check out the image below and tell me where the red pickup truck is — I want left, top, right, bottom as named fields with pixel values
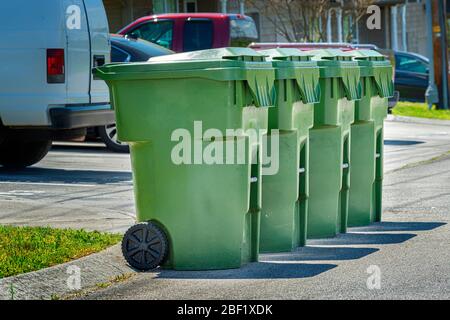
left=118, top=13, right=258, bottom=53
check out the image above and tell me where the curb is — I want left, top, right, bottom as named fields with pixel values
left=387, top=114, right=450, bottom=126
left=0, top=244, right=135, bottom=300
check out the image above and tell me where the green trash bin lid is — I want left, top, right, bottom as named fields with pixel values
left=259, top=48, right=321, bottom=104
left=350, top=49, right=394, bottom=98
left=94, top=47, right=275, bottom=107
left=307, top=49, right=361, bottom=101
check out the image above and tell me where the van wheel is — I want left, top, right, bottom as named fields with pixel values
left=98, top=124, right=129, bottom=153
left=0, top=139, right=52, bottom=169
left=122, top=222, right=169, bottom=271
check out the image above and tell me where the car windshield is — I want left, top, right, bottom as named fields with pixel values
left=230, top=16, right=258, bottom=47
left=396, top=54, right=428, bottom=74
left=111, top=36, right=174, bottom=62
left=128, top=38, right=174, bottom=56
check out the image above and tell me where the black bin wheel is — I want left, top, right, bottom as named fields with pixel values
left=121, top=222, right=168, bottom=271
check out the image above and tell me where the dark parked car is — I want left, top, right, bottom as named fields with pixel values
left=92, top=35, right=173, bottom=152
left=394, top=51, right=429, bottom=102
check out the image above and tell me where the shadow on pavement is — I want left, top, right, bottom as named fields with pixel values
left=261, top=246, right=379, bottom=262
left=0, top=167, right=132, bottom=185
left=51, top=144, right=113, bottom=154
left=308, top=232, right=416, bottom=246
left=384, top=139, right=425, bottom=146
left=350, top=221, right=446, bottom=232
left=156, top=262, right=337, bottom=280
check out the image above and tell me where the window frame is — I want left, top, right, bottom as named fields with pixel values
left=184, top=0, right=198, bottom=13
left=127, top=19, right=175, bottom=50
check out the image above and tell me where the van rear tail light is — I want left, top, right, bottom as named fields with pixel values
left=47, top=49, right=65, bottom=83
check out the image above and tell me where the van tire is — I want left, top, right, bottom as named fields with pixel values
left=0, top=139, right=52, bottom=169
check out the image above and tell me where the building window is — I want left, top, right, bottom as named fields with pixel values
left=184, top=0, right=197, bottom=13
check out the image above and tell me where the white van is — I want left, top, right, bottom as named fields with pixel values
left=0, top=0, right=112, bottom=168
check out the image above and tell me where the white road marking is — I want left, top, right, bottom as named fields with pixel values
left=0, top=181, right=97, bottom=188
left=0, top=190, right=45, bottom=196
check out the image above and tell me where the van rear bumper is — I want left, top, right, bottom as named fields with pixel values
left=49, top=104, right=115, bottom=129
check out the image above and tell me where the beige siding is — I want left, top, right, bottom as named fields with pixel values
left=103, top=0, right=152, bottom=33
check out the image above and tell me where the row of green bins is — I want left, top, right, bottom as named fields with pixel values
left=305, top=49, right=361, bottom=239
left=348, top=49, right=394, bottom=226
left=258, top=49, right=320, bottom=252
left=95, top=48, right=275, bottom=271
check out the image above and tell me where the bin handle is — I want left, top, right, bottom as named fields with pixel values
left=373, top=66, right=395, bottom=98
left=294, top=68, right=321, bottom=104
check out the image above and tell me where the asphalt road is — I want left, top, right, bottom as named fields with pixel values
left=0, top=119, right=449, bottom=299
left=0, top=119, right=449, bottom=233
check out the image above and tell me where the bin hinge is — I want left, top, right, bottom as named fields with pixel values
left=298, top=168, right=306, bottom=174
left=375, top=153, right=381, bottom=159
left=342, top=163, right=349, bottom=169
left=250, top=177, right=258, bottom=183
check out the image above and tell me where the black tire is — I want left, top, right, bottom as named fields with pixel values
left=98, top=124, right=129, bottom=153
left=121, top=222, right=169, bottom=271
left=0, top=138, right=52, bottom=169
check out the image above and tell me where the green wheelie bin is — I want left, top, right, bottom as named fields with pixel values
left=347, top=49, right=394, bottom=226
left=258, top=48, right=320, bottom=252
left=306, top=49, right=361, bottom=239
left=94, top=48, right=275, bottom=271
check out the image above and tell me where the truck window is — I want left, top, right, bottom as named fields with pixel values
left=183, top=19, right=213, bottom=52
left=128, top=20, right=174, bottom=49
left=230, top=16, right=258, bottom=47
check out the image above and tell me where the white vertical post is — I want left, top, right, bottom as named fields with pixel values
left=401, top=3, right=408, bottom=51
left=221, top=0, right=228, bottom=13
left=327, top=9, right=332, bottom=42
left=336, top=8, right=343, bottom=43
left=239, top=0, right=245, bottom=15
left=129, top=0, right=134, bottom=20
left=391, top=5, right=399, bottom=51
left=425, top=0, right=438, bottom=108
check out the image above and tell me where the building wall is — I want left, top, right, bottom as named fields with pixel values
left=404, top=2, right=427, bottom=55
left=103, top=0, right=152, bottom=32
left=102, top=0, right=429, bottom=54
left=358, top=5, right=389, bottom=49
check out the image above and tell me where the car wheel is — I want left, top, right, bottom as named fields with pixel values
left=0, top=138, right=52, bottom=169
left=98, top=123, right=129, bottom=153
